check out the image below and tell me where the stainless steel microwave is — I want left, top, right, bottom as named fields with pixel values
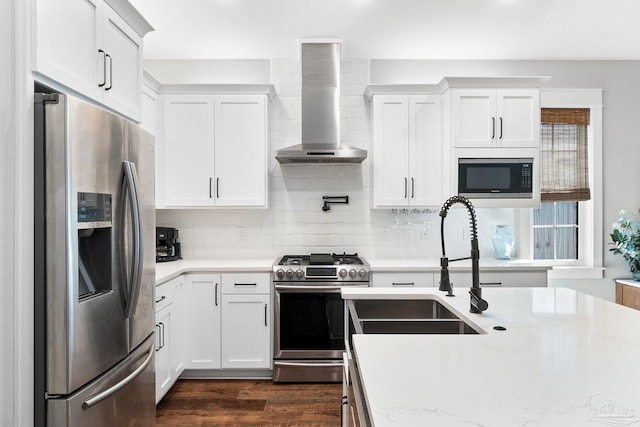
left=458, top=158, right=533, bottom=199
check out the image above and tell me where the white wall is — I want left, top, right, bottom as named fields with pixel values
left=157, top=59, right=640, bottom=301
left=1, top=0, right=16, bottom=425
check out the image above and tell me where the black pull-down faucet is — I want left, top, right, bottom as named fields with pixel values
left=438, top=195, right=489, bottom=314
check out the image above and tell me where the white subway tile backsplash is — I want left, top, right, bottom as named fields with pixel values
left=158, top=58, right=517, bottom=262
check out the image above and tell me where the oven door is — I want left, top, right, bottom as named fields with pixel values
left=274, top=283, right=362, bottom=360
left=273, top=283, right=366, bottom=382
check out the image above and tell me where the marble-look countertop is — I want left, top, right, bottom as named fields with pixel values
left=366, top=258, right=551, bottom=272
left=155, top=258, right=550, bottom=285
left=342, top=287, right=640, bottom=427
left=155, top=259, right=276, bottom=284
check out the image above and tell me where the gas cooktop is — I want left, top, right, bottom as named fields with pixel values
left=273, top=253, right=370, bottom=282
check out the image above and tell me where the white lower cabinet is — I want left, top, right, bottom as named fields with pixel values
left=184, top=272, right=272, bottom=371
left=185, top=274, right=222, bottom=369
left=447, top=270, right=547, bottom=288
left=371, top=272, right=434, bottom=288
left=372, top=269, right=547, bottom=290
left=155, top=275, right=185, bottom=403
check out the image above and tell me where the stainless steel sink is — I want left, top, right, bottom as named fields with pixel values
left=347, top=298, right=484, bottom=335
left=359, top=319, right=479, bottom=334
left=351, top=299, right=459, bottom=320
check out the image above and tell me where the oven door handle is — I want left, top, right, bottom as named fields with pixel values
left=274, top=284, right=348, bottom=291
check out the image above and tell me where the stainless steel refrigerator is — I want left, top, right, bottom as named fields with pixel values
left=34, top=92, right=156, bottom=426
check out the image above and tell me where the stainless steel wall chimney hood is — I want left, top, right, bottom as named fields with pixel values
left=275, top=42, right=367, bottom=164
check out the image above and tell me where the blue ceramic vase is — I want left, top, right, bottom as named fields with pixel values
left=492, top=225, right=514, bottom=260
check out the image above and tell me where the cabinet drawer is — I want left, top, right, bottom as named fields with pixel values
left=371, top=272, right=434, bottom=288
left=221, top=273, right=270, bottom=294
left=448, top=270, right=547, bottom=288
left=155, top=280, right=175, bottom=312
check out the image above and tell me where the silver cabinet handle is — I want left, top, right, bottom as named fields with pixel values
left=215, top=283, right=218, bottom=306
left=235, top=283, right=257, bottom=287
left=481, top=282, right=503, bottom=287
left=155, top=325, right=161, bottom=351
left=155, top=295, right=166, bottom=304
left=216, top=177, right=220, bottom=198
left=105, top=53, right=113, bottom=91
left=392, top=282, right=415, bottom=287
left=404, top=177, right=408, bottom=198
left=209, top=177, right=213, bottom=198
left=491, top=117, right=496, bottom=139
left=83, top=345, right=154, bottom=409
left=264, top=303, right=268, bottom=326
left=499, top=117, right=503, bottom=139
left=98, top=49, right=107, bottom=87
left=411, top=177, right=415, bottom=198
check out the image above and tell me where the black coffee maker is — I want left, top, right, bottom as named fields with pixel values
left=156, top=227, right=182, bottom=262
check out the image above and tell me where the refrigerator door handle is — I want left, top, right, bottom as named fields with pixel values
left=122, top=160, right=144, bottom=318
left=82, top=344, right=154, bottom=409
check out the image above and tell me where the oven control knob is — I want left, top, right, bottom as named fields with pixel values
left=358, top=269, right=367, bottom=277
left=339, top=269, right=348, bottom=278
left=295, top=269, right=304, bottom=278
left=349, top=269, right=357, bottom=278
left=286, top=269, right=294, bottom=278
left=275, top=269, right=285, bottom=278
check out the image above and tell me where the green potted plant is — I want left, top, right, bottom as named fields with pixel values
left=610, top=210, right=640, bottom=280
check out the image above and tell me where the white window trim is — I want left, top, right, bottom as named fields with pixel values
left=517, top=89, right=603, bottom=279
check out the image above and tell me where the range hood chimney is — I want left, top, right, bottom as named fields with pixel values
left=275, top=41, right=367, bottom=164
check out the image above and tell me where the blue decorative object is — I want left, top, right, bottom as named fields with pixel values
left=633, top=271, right=640, bottom=282
left=492, top=225, right=514, bottom=260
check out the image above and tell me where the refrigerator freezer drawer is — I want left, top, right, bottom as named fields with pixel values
left=48, top=335, right=156, bottom=427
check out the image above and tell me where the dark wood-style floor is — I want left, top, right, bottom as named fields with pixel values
left=156, top=379, right=343, bottom=426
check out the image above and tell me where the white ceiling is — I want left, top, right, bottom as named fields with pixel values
left=129, top=0, right=640, bottom=60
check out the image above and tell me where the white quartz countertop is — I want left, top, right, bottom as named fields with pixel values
left=342, top=287, right=640, bottom=427
left=155, top=259, right=276, bottom=284
left=155, top=258, right=550, bottom=285
left=366, top=258, right=551, bottom=272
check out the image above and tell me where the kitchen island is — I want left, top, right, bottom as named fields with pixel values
left=342, top=287, right=640, bottom=427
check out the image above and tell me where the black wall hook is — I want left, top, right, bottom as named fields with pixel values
left=322, top=195, right=349, bottom=212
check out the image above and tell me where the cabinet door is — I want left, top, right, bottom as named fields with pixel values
left=372, top=96, right=410, bottom=207
left=33, top=0, right=103, bottom=101
left=155, top=305, right=172, bottom=403
left=213, top=95, right=268, bottom=207
left=409, top=96, right=443, bottom=206
left=170, top=276, right=186, bottom=378
left=452, top=89, right=497, bottom=148
left=448, top=270, right=547, bottom=288
left=185, top=274, right=221, bottom=369
left=371, top=272, right=434, bottom=288
left=101, top=5, right=143, bottom=121
left=163, top=95, right=216, bottom=207
left=221, top=294, right=271, bottom=369
left=496, top=89, right=540, bottom=148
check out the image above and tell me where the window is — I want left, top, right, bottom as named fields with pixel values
left=520, top=90, right=603, bottom=278
left=533, top=201, right=579, bottom=260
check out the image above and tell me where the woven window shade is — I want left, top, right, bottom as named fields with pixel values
left=540, top=108, right=591, bottom=202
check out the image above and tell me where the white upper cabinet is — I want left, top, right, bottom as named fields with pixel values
left=33, top=0, right=151, bottom=121
left=372, top=95, right=444, bottom=207
left=214, top=96, right=268, bottom=207
left=160, top=94, right=268, bottom=208
left=162, top=95, right=216, bottom=207
left=452, top=89, right=540, bottom=148
left=100, top=6, right=144, bottom=120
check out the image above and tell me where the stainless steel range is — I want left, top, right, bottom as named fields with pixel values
left=272, top=253, right=370, bottom=382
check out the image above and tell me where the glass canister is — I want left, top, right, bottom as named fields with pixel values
left=492, top=225, right=514, bottom=260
